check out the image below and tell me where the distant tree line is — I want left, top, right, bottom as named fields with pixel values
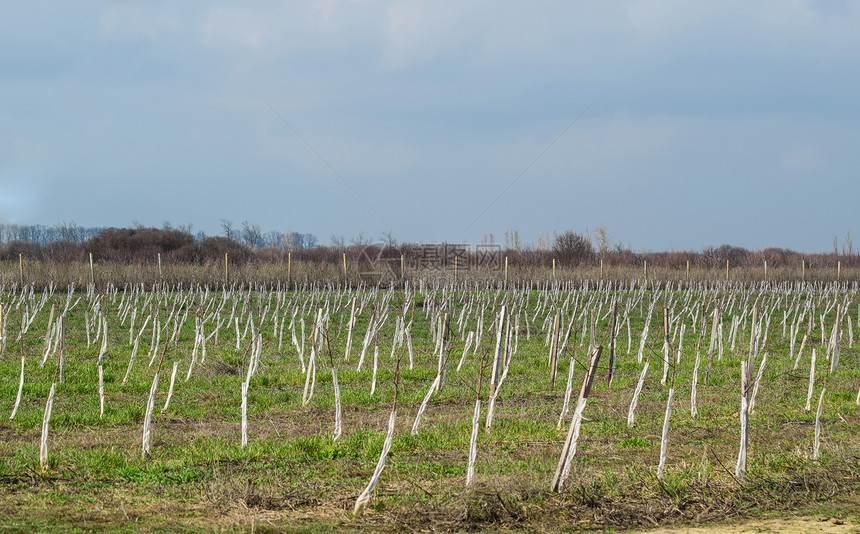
left=1, top=224, right=856, bottom=271
left=545, top=229, right=859, bottom=269
left=0, top=223, right=319, bottom=265
left=0, top=222, right=105, bottom=245
left=441, top=229, right=860, bottom=271
left=216, top=220, right=319, bottom=250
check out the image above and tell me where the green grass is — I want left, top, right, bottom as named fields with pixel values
left=0, top=284, right=859, bottom=532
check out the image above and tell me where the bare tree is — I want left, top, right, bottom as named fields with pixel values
left=504, top=229, right=522, bottom=251
left=56, top=221, right=82, bottom=242
left=381, top=230, right=397, bottom=248
left=220, top=219, right=236, bottom=240
left=282, top=230, right=317, bottom=250
left=241, top=221, right=262, bottom=248
left=351, top=232, right=370, bottom=246
left=554, top=230, right=593, bottom=265
left=281, top=231, right=298, bottom=251
left=267, top=230, right=284, bottom=248
left=331, top=234, right=346, bottom=248
left=594, top=224, right=610, bottom=257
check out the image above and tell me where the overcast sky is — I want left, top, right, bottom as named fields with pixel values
left=2, top=1, right=858, bottom=252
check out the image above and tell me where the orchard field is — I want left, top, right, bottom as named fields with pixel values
left=1, top=278, right=860, bottom=532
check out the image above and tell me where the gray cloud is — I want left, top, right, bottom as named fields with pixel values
left=2, top=2, right=859, bottom=251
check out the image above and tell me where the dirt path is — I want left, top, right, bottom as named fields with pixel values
left=643, top=517, right=857, bottom=533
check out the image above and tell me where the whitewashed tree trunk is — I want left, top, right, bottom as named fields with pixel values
left=553, top=346, right=601, bottom=491
left=627, top=361, right=649, bottom=427
left=332, top=365, right=342, bottom=441
left=98, top=317, right=108, bottom=364
left=691, top=351, right=700, bottom=419
left=162, top=361, right=179, bottom=413
left=142, top=372, right=160, bottom=456
left=407, top=329, right=414, bottom=370
left=554, top=397, right=587, bottom=491
left=656, top=387, right=674, bottom=479
left=411, top=375, right=440, bottom=435
left=354, top=409, right=396, bottom=516
left=241, top=379, right=248, bottom=447
left=735, top=361, right=749, bottom=478
left=98, top=364, right=105, bottom=418
left=805, top=348, right=817, bottom=411
left=10, top=356, right=24, bottom=420
left=302, top=347, right=316, bottom=406
left=557, top=353, right=576, bottom=429
left=456, top=331, right=474, bottom=372
left=370, top=345, right=378, bottom=397
left=40, top=381, right=56, bottom=472
left=344, top=298, right=355, bottom=362
left=436, top=315, right=449, bottom=392
left=813, top=387, right=825, bottom=460
left=794, top=334, right=808, bottom=370
left=748, top=352, right=767, bottom=415
left=466, top=399, right=480, bottom=487
left=185, top=331, right=199, bottom=381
